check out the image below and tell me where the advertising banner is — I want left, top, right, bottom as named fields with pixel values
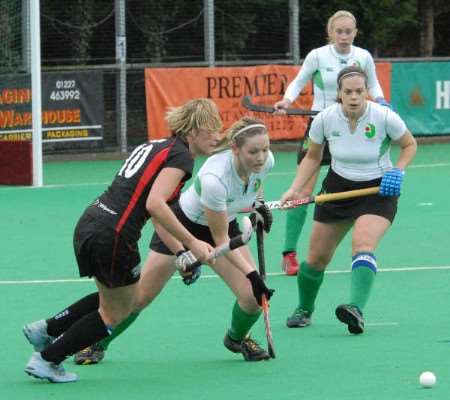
left=145, top=63, right=391, bottom=141
left=0, top=71, right=104, bottom=142
left=146, top=65, right=313, bottom=141
left=392, top=62, right=450, bottom=135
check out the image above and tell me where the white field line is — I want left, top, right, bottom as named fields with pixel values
left=365, top=322, right=399, bottom=327
left=1, top=162, right=449, bottom=191
left=267, top=162, right=450, bottom=176
left=408, top=162, right=450, bottom=169
left=1, top=181, right=112, bottom=190
left=1, top=264, right=449, bottom=285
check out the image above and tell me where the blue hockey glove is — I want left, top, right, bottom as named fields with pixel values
left=380, top=168, right=404, bottom=196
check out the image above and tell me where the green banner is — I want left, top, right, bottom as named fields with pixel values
left=392, top=62, right=450, bottom=135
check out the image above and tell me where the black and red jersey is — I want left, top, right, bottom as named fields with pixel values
left=84, top=136, right=193, bottom=241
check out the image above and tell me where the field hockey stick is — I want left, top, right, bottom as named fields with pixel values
left=185, top=216, right=253, bottom=272
left=255, top=221, right=276, bottom=359
left=241, top=95, right=318, bottom=116
left=241, top=186, right=380, bottom=212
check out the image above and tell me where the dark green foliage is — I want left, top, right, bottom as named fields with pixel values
left=3, top=0, right=450, bottom=68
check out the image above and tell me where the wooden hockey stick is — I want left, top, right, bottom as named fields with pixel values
left=241, top=186, right=380, bottom=212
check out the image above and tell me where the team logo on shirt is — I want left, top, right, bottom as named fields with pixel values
left=364, top=123, right=376, bottom=139
left=253, top=179, right=261, bottom=192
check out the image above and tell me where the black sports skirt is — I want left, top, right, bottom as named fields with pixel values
left=150, top=201, right=241, bottom=255
left=314, top=168, right=398, bottom=223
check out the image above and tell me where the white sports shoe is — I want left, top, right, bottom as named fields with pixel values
left=23, top=319, right=54, bottom=352
left=24, top=352, right=78, bottom=383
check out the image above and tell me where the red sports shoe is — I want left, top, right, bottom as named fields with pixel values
left=281, top=252, right=299, bottom=276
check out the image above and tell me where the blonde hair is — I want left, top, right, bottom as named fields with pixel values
left=214, top=116, right=268, bottom=153
left=327, top=10, right=357, bottom=42
left=165, top=98, right=223, bottom=140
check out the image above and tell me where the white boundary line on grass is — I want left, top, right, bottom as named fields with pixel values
left=366, top=322, right=399, bottom=327
left=267, top=162, right=450, bottom=177
left=1, top=264, right=449, bottom=285
left=1, top=162, right=449, bottom=191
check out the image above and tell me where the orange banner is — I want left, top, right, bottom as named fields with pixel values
left=375, top=62, right=391, bottom=101
left=145, top=63, right=391, bottom=141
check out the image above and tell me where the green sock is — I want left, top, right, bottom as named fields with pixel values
left=228, top=301, right=261, bottom=341
left=283, top=205, right=308, bottom=253
left=297, top=261, right=324, bottom=312
left=349, top=266, right=376, bottom=310
left=98, top=311, right=140, bottom=350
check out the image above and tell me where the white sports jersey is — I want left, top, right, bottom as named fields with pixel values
left=284, top=44, right=384, bottom=111
left=180, top=150, right=275, bottom=226
left=309, top=101, right=407, bottom=181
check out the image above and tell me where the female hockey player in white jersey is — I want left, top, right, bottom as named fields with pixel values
left=281, top=65, right=416, bottom=334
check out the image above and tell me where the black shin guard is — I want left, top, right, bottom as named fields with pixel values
left=46, top=292, right=100, bottom=337
left=42, top=310, right=110, bottom=364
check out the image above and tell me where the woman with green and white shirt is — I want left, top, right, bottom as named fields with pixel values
left=281, top=65, right=416, bottom=334
left=143, top=117, right=275, bottom=362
